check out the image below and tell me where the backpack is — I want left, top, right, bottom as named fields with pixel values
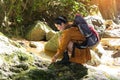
left=72, top=14, right=99, bottom=57
left=74, top=14, right=99, bottom=48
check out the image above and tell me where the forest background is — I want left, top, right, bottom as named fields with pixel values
left=0, top=0, right=119, bottom=38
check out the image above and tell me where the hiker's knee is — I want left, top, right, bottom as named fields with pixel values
left=67, top=41, right=73, bottom=52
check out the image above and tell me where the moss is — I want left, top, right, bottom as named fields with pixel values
left=9, top=67, right=23, bottom=73
left=3, top=51, right=34, bottom=65
left=3, top=53, right=15, bottom=63
left=25, top=21, right=52, bottom=41
left=12, top=62, right=88, bottom=80
left=15, top=63, right=29, bottom=70
left=16, top=51, right=34, bottom=62
left=44, top=31, right=62, bottom=52
left=9, top=40, right=21, bottom=48
left=13, top=68, right=55, bottom=80
left=48, top=62, right=88, bottom=80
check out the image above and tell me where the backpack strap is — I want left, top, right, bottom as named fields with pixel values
left=71, top=41, right=87, bottom=58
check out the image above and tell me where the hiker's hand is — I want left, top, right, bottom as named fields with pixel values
left=52, top=53, right=59, bottom=63
left=52, top=56, right=57, bottom=63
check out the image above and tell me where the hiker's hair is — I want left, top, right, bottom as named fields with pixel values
left=54, top=16, right=68, bottom=25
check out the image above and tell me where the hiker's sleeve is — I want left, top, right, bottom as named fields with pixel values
left=57, top=29, right=71, bottom=54
left=57, top=27, right=85, bottom=55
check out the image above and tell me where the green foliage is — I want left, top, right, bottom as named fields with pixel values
left=0, top=0, right=91, bottom=38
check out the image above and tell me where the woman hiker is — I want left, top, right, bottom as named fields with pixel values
left=52, top=16, right=91, bottom=64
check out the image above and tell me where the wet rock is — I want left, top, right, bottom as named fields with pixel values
left=34, top=62, right=44, bottom=68
left=14, top=63, right=29, bottom=70
left=85, top=15, right=105, bottom=38
left=17, top=52, right=29, bottom=61
left=87, top=50, right=101, bottom=66
left=82, top=69, right=109, bottom=80
left=103, top=20, right=120, bottom=38
left=13, top=62, right=88, bottom=80
left=29, top=42, right=37, bottom=48
left=0, top=59, right=4, bottom=67
left=0, top=35, right=24, bottom=54
left=14, top=69, right=54, bottom=80
left=112, top=50, right=120, bottom=58
left=48, top=62, right=88, bottom=80
left=101, top=38, right=120, bottom=50
left=9, top=67, right=23, bottom=73
left=104, top=29, right=120, bottom=38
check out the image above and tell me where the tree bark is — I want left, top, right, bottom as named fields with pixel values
left=90, top=0, right=117, bottom=20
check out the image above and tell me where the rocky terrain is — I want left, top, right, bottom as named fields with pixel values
left=0, top=17, right=120, bottom=80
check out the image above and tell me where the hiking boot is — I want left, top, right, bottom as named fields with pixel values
left=58, top=51, right=70, bottom=64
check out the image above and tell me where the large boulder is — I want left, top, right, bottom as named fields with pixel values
left=85, top=16, right=106, bottom=38
left=46, top=30, right=56, bottom=41
left=0, top=34, right=25, bottom=54
left=44, top=32, right=61, bottom=52
left=103, top=28, right=120, bottom=38
left=47, top=62, right=88, bottom=80
left=26, top=21, right=54, bottom=41
left=0, top=32, right=50, bottom=80
left=103, top=20, right=120, bottom=38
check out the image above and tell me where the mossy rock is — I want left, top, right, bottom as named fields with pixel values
left=26, top=21, right=53, bottom=41
left=46, top=30, right=56, bottom=41
left=48, top=62, right=88, bottom=80
left=13, top=62, right=88, bottom=80
left=44, top=31, right=62, bottom=52
left=13, top=69, right=55, bottom=80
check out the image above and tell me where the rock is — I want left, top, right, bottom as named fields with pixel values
left=0, top=32, right=51, bottom=80
left=48, top=62, right=88, bottom=80
left=9, top=67, right=23, bottom=73
left=14, top=63, right=29, bottom=70
left=46, top=30, right=56, bottom=41
left=17, top=52, right=29, bottom=61
left=0, top=59, right=4, bottom=67
left=25, top=21, right=53, bottom=41
left=0, top=35, right=25, bottom=54
left=103, top=22, right=120, bottom=38
left=101, top=38, right=120, bottom=50
left=44, top=31, right=61, bottom=52
left=112, top=51, right=120, bottom=58
left=104, top=20, right=117, bottom=29
left=85, top=15, right=106, bottom=38
left=83, top=69, right=109, bottom=80
left=87, top=50, right=101, bottom=66
left=103, top=29, right=120, bottom=38
left=29, top=42, right=37, bottom=48
left=14, top=69, right=54, bottom=80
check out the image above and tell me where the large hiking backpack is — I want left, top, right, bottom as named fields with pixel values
left=72, top=14, right=99, bottom=57
left=73, top=14, right=99, bottom=49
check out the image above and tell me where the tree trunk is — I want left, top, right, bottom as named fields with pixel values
left=116, top=0, right=120, bottom=15
left=90, top=0, right=117, bottom=20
